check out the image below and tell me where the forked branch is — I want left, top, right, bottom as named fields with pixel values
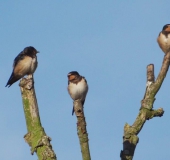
left=120, top=52, right=170, bottom=160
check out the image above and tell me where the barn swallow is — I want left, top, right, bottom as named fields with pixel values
left=157, top=24, right=170, bottom=54
left=5, top=46, right=39, bottom=87
left=67, top=71, right=88, bottom=115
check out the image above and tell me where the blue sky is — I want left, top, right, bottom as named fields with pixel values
left=1, top=1, right=170, bottom=160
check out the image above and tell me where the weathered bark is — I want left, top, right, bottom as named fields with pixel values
left=20, top=78, right=57, bottom=160
left=120, top=52, right=170, bottom=160
left=73, top=100, right=91, bottom=160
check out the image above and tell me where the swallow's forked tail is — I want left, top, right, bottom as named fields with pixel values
left=72, top=106, right=74, bottom=115
left=5, top=71, right=20, bottom=87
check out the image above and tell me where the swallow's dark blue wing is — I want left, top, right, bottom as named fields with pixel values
left=13, top=51, right=25, bottom=68
left=6, top=51, right=25, bottom=87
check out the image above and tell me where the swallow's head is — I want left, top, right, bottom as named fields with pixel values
left=162, top=24, right=170, bottom=32
left=67, top=71, right=80, bottom=81
left=24, top=46, right=39, bottom=55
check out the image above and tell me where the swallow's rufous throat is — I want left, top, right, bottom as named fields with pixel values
left=157, top=24, right=170, bottom=54
left=67, top=71, right=88, bottom=115
left=6, top=46, right=39, bottom=87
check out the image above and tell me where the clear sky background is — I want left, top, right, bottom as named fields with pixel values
left=1, top=1, right=170, bottom=160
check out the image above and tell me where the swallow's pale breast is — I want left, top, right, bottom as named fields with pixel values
left=67, top=71, right=88, bottom=115
left=68, top=77, right=88, bottom=101
left=13, top=55, right=37, bottom=77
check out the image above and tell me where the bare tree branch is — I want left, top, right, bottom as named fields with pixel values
left=120, top=52, right=170, bottom=160
left=73, top=100, right=91, bottom=160
left=20, top=78, right=57, bottom=160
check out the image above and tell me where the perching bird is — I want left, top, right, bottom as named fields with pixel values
left=67, top=71, right=88, bottom=115
left=5, top=46, right=39, bottom=87
left=157, top=24, right=170, bottom=54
